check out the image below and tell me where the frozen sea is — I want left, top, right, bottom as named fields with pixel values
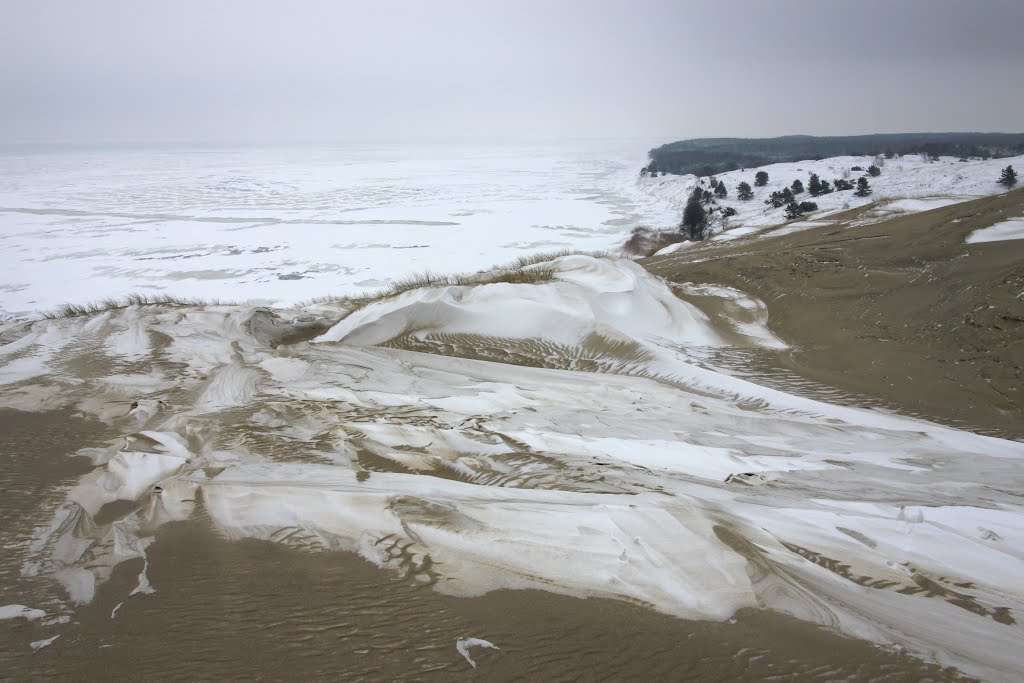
left=0, top=140, right=678, bottom=318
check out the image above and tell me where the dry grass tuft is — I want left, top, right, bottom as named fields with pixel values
left=622, top=226, right=687, bottom=257
left=40, top=251, right=614, bottom=322
left=40, top=293, right=232, bottom=320
left=298, top=249, right=611, bottom=314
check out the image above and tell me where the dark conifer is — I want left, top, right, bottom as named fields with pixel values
left=681, top=196, right=708, bottom=240
left=808, top=173, right=822, bottom=196
left=998, top=165, right=1018, bottom=188
left=854, top=176, right=872, bottom=197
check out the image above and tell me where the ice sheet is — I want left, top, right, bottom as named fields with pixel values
left=0, top=142, right=676, bottom=318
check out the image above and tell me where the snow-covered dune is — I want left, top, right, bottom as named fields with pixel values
left=5, top=255, right=1024, bottom=681
left=316, top=255, right=726, bottom=348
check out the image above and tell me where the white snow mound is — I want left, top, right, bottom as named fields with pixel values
left=316, top=255, right=723, bottom=348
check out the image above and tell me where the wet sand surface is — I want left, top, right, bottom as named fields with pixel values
left=0, top=409, right=110, bottom=620
left=0, top=412, right=964, bottom=681
left=644, top=187, right=1024, bottom=439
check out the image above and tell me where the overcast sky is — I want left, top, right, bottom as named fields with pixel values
left=2, top=0, right=1022, bottom=144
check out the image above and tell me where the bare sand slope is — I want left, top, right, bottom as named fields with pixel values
left=643, top=188, right=1024, bottom=438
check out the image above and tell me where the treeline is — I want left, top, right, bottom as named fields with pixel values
left=679, top=165, right=881, bottom=240
left=645, top=132, right=1024, bottom=177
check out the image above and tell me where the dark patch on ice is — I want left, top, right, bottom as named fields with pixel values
left=501, top=241, right=573, bottom=249
left=0, top=207, right=461, bottom=227
left=0, top=283, right=29, bottom=293
left=135, top=253, right=206, bottom=261
left=164, top=269, right=252, bottom=281
left=277, top=273, right=305, bottom=281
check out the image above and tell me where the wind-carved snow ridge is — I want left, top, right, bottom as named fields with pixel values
left=316, top=255, right=726, bottom=349
left=4, top=255, right=1024, bottom=681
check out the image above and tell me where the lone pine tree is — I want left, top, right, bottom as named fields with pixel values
left=681, top=195, right=708, bottom=240
left=998, top=165, right=1018, bottom=188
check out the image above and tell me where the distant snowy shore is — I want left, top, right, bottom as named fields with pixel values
left=637, top=153, right=1024, bottom=244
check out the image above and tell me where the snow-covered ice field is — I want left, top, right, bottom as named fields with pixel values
left=0, top=141, right=676, bottom=318
left=4, top=143, right=1016, bottom=320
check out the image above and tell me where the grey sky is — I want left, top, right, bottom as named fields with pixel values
left=2, top=0, right=1022, bottom=143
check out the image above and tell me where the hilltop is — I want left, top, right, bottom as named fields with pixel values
left=647, top=132, right=1024, bottom=176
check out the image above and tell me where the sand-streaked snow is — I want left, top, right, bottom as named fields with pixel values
left=4, top=255, right=1024, bottom=681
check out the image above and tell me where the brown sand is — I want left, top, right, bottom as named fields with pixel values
left=0, top=410, right=965, bottom=681
left=643, top=188, right=1024, bottom=439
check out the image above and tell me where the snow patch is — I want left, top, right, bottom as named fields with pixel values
left=456, top=637, right=499, bottom=669
left=0, top=604, right=45, bottom=621
left=966, top=218, right=1024, bottom=244
left=30, top=635, right=60, bottom=651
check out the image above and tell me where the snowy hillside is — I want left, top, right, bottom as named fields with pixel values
left=638, top=153, right=1024, bottom=243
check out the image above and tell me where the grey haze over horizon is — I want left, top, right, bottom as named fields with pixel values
left=2, top=0, right=1023, bottom=146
